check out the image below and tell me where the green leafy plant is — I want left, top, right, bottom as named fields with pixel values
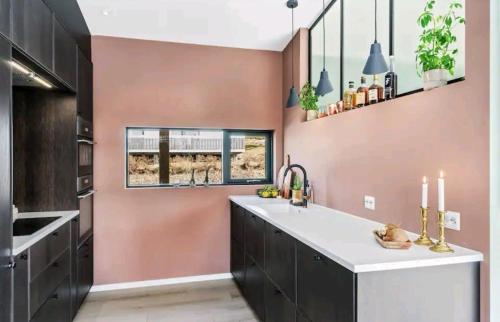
left=415, top=0, right=465, bottom=76
left=299, top=82, right=319, bottom=111
left=292, top=176, right=303, bottom=191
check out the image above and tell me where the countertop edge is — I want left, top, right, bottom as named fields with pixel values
left=229, top=196, right=483, bottom=274
left=13, top=210, right=80, bottom=256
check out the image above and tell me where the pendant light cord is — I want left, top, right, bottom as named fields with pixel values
left=291, top=5, right=295, bottom=85
left=322, top=0, right=326, bottom=69
left=375, top=0, right=378, bottom=42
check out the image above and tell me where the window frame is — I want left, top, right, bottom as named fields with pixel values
left=125, top=127, right=274, bottom=188
left=308, top=0, right=466, bottom=101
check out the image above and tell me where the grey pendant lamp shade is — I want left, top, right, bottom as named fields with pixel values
left=315, top=0, right=333, bottom=97
left=362, top=0, right=388, bottom=75
left=286, top=0, right=299, bottom=108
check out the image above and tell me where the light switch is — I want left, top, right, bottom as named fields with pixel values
left=364, top=196, right=375, bottom=211
left=445, top=211, right=461, bottom=231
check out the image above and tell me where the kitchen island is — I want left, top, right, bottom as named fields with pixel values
left=229, top=195, right=482, bottom=322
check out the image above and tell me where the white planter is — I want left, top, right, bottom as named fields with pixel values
left=306, top=110, right=318, bottom=121
left=423, top=69, right=448, bottom=91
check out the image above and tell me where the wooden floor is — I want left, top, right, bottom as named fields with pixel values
left=74, top=279, right=258, bottom=322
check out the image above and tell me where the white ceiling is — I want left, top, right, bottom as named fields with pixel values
left=76, top=0, right=328, bottom=51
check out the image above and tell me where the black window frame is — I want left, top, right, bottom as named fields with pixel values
left=125, top=127, right=274, bottom=188
left=308, top=0, right=466, bottom=102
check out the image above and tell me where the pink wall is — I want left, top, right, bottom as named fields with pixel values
left=282, top=1, right=490, bottom=321
left=92, top=36, right=283, bottom=285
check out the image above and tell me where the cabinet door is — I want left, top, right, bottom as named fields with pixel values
left=230, top=202, right=245, bottom=245
left=266, top=223, right=295, bottom=301
left=245, top=212, right=265, bottom=267
left=14, top=252, right=29, bottom=322
left=31, top=277, right=71, bottom=322
left=77, top=236, right=93, bottom=306
left=0, top=35, right=12, bottom=322
left=297, top=242, right=356, bottom=322
left=12, top=0, right=53, bottom=69
left=0, top=0, right=10, bottom=39
left=77, top=49, right=93, bottom=121
left=244, top=255, right=265, bottom=321
left=265, top=279, right=296, bottom=322
left=70, top=217, right=79, bottom=319
left=54, top=18, right=76, bottom=89
left=230, top=239, right=245, bottom=289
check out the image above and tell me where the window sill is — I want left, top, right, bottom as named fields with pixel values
left=125, top=182, right=274, bottom=190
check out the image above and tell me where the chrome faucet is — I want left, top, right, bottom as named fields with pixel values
left=283, top=164, right=309, bottom=208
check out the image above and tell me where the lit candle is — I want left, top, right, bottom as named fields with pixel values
left=438, top=171, right=445, bottom=212
left=422, top=176, right=428, bottom=209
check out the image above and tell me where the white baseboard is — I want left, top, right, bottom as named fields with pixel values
left=90, top=273, right=233, bottom=293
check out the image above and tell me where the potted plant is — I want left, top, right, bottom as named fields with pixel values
left=291, top=176, right=303, bottom=204
left=300, top=82, right=319, bottom=121
left=416, top=0, right=465, bottom=91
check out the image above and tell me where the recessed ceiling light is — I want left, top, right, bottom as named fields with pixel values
left=102, top=9, right=111, bottom=16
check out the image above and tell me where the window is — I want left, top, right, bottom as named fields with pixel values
left=309, top=0, right=466, bottom=103
left=126, top=128, right=273, bottom=187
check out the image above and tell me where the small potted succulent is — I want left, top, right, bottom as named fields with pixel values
left=416, top=0, right=465, bottom=90
left=299, top=82, right=319, bottom=121
left=291, top=176, right=303, bottom=204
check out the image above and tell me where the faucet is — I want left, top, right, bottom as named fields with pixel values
left=283, top=164, right=309, bottom=208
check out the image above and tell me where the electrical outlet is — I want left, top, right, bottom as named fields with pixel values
left=364, top=196, right=375, bottom=211
left=445, top=211, right=461, bottom=231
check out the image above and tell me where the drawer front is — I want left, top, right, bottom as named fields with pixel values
left=297, top=242, right=356, bottom=322
left=77, top=237, right=93, bottom=306
left=230, top=202, right=245, bottom=245
left=14, top=252, right=29, bottom=322
left=31, top=276, right=71, bottom=322
left=244, top=255, right=266, bottom=321
left=245, top=212, right=265, bottom=267
left=30, top=223, right=70, bottom=280
left=30, top=249, right=70, bottom=318
left=265, top=279, right=296, bottom=322
left=266, top=223, right=296, bottom=301
left=230, top=240, right=245, bottom=289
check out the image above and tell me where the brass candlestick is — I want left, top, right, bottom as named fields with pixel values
left=429, top=210, right=454, bottom=253
left=414, top=207, right=434, bottom=246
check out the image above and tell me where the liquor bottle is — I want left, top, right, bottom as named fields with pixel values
left=385, top=56, right=398, bottom=100
left=343, top=81, right=356, bottom=110
left=356, top=76, right=369, bottom=107
left=368, top=75, right=380, bottom=105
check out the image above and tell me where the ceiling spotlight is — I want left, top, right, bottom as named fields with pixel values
left=102, top=9, right=111, bottom=16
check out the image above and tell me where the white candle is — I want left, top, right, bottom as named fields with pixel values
left=438, top=171, right=445, bottom=212
left=421, top=176, right=428, bottom=208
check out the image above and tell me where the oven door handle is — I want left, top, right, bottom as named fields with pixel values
left=77, top=139, right=96, bottom=145
left=78, top=190, right=96, bottom=199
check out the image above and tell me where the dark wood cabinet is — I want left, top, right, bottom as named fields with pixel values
left=0, top=35, right=12, bottom=322
left=70, top=217, right=79, bottom=319
left=265, top=223, right=295, bottom=301
left=265, top=280, right=296, bottom=322
left=77, top=49, right=93, bottom=121
left=54, top=18, right=77, bottom=89
left=12, top=0, right=54, bottom=70
left=0, top=0, right=10, bottom=39
left=14, top=252, right=29, bottom=322
left=244, top=255, right=266, bottom=321
left=297, top=242, right=356, bottom=322
left=245, top=212, right=265, bottom=268
left=31, top=277, right=71, bottom=322
left=230, top=240, right=245, bottom=289
left=77, top=236, right=93, bottom=306
left=230, top=202, right=245, bottom=245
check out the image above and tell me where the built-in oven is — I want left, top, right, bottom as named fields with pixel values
left=77, top=175, right=94, bottom=245
left=77, top=116, right=93, bottom=177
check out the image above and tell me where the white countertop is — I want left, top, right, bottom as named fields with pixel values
left=229, top=196, right=483, bottom=273
left=13, top=210, right=79, bottom=256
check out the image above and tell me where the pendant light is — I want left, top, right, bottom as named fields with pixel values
left=286, top=0, right=299, bottom=108
left=315, top=0, right=333, bottom=97
left=362, top=0, right=388, bottom=75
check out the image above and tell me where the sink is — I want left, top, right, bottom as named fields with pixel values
left=13, top=217, right=60, bottom=236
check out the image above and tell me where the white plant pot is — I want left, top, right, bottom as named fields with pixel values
left=306, top=110, right=318, bottom=121
left=423, top=69, right=448, bottom=91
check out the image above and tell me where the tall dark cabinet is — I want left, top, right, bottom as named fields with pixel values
left=0, top=34, right=12, bottom=322
left=0, top=0, right=10, bottom=39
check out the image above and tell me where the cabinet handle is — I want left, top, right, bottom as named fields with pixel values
left=313, top=255, right=323, bottom=262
